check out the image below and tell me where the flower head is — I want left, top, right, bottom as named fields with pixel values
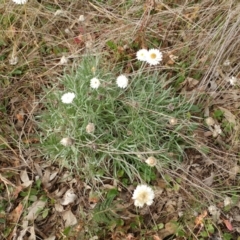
left=145, top=156, right=157, bottom=167
left=116, top=75, right=128, bottom=89
left=86, top=123, right=95, bottom=134
left=146, top=49, right=163, bottom=65
left=60, top=137, right=74, bottom=147
left=90, top=77, right=100, bottom=89
left=132, top=185, right=155, bottom=208
left=205, top=117, right=215, bottom=126
left=12, top=0, right=27, bottom=4
left=61, top=92, right=75, bottom=104
left=169, top=118, right=178, bottom=126
left=136, top=49, right=148, bottom=61
left=9, top=56, right=18, bottom=65
left=212, top=124, right=222, bottom=137
left=224, top=196, right=233, bottom=207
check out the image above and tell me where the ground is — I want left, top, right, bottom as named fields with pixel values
left=0, top=0, right=240, bottom=239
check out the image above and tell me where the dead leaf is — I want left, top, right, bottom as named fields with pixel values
left=153, top=235, right=162, bottom=240
left=165, top=200, right=176, bottom=213
left=229, top=165, right=240, bottom=180
left=12, top=186, right=23, bottom=199
left=21, top=180, right=33, bottom=188
left=157, top=221, right=177, bottom=240
left=8, top=202, right=23, bottom=223
left=49, top=170, right=59, bottom=181
left=16, top=112, right=24, bottom=122
left=25, top=200, right=46, bottom=221
left=60, top=189, right=77, bottom=205
left=202, top=172, right=215, bottom=186
left=61, top=209, right=77, bottom=227
left=44, top=237, right=56, bottom=240
left=195, top=210, right=208, bottom=227
left=184, top=6, right=200, bottom=22
left=180, top=77, right=199, bottom=91
left=42, top=169, right=51, bottom=189
left=55, top=203, right=64, bottom=212
left=208, top=80, right=218, bottom=91
left=17, top=226, right=36, bottom=240
left=20, top=170, right=29, bottom=183
left=126, top=233, right=135, bottom=240
left=223, top=219, right=233, bottom=231
left=165, top=221, right=178, bottom=233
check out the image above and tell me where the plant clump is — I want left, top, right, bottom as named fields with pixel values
left=39, top=55, right=197, bottom=183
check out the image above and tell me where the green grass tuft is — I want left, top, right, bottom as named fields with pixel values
left=39, top=56, right=198, bottom=183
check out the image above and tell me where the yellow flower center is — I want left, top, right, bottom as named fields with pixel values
left=150, top=53, right=157, bottom=59
left=139, top=192, right=148, bottom=201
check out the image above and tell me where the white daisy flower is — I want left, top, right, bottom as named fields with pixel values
left=132, top=185, right=155, bottom=208
left=136, top=49, right=148, bottom=61
left=90, top=77, right=100, bottom=89
left=116, top=75, right=128, bottom=89
left=145, top=156, right=157, bottom=167
left=60, top=137, right=74, bottom=147
left=61, top=92, right=75, bottom=104
left=146, top=49, right=163, bottom=65
left=12, top=0, right=27, bottom=4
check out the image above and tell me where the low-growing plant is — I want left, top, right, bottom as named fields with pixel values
left=38, top=55, right=198, bottom=184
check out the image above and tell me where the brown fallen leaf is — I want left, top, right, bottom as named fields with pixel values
left=25, top=200, right=47, bottom=221
left=12, top=185, right=23, bottom=199
left=62, top=209, right=77, bottom=227
left=8, top=202, right=23, bottom=223
left=180, top=77, right=199, bottom=91
left=194, top=210, right=208, bottom=227
left=60, top=189, right=77, bottom=205
left=17, top=226, right=36, bottom=240
left=229, top=165, right=240, bottom=180
left=223, top=218, right=233, bottom=231
left=153, top=235, right=162, bottom=240
left=202, top=172, right=215, bottom=186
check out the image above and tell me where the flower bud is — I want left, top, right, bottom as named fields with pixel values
left=86, top=123, right=95, bottom=134
left=60, top=137, right=74, bottom=147
left=145, top=156, right=157, bottom=167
